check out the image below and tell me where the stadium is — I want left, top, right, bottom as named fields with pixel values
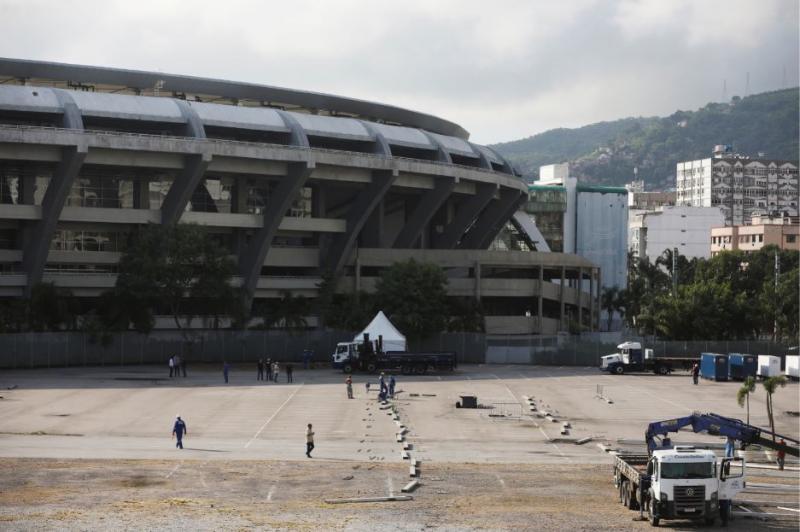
left=0, top=58, right=599, bottom=334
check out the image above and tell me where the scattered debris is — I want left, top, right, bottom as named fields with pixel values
left=575, top=436, right=593, bottom=445
left=342, top=475, right=354, bottom=481
left=325, top=496, right=412, bottom=504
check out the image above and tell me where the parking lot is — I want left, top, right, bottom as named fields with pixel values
left=0, top=364, right=797, bottom=529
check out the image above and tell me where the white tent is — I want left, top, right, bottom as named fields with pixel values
left=353, top=311, right=407, bottom=352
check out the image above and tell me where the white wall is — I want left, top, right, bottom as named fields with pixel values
left=640, top=206, right=725, bottom=262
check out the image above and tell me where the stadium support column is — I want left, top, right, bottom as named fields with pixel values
left=589, top=267, right=595, bottom=332
left=577, top=268, right=584, bottom=332
left=161, top=100, right=209, bottom=225
left=239, top=161, right=314, bottom=305
left=458, top=188, right=524, bottom=249
left=393, top=178, right=455, bottom=248
left=559, top=265, right=566, bottom=332
left=22, top=89, right=85, bottom=297
left=537, top=264, right=543, bottom=332
left=238, top=110, right=313, bottom=308
left=323, top=168, right=399, bottom=275
left=434, top=183, right=494, bottom=249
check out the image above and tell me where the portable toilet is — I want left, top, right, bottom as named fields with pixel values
left=757, top=355, right=781, bottom=378
left=728, top=353, right=757, bottom=381
left=785, top=355, right=799, bottom=380
left=701, top=353, right=728, bottom=381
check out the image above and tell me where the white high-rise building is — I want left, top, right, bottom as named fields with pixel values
left=629, top=206, right=725, bottom=263
left=676, top=145, right=799, bottom=226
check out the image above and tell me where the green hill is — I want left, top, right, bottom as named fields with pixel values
left=491, top=88, right=799, bottom=189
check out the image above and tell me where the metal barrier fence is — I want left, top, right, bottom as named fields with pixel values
left=0, top=330, right=487, bottom=369
left=0, top=330, right=791, bottom=370
left=485, top=335, right=793, bottom=367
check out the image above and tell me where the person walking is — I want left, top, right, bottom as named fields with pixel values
left=777, top=439, right=786, bottom=470
left=257, top=359, right=264, bottom=381
left=724, top=436, right=735, bottom=458
left=172, top=415, right=187, bottom=449
left=305, top=423, right=315, bottom=457
left=266, top=358, right=273, bottom=382
left=273, top=362, right=280, bottom=384
left=168, top=355, right=175, bottom=378
left=286, top=363, right=293, bottom=383
left=173, top=355, right=181, bottom=378
left=346, top=375, right=353, bottom=399
left=223, top=361, right=230, bottom=384
left=691, top=363, right=700, bottom=385
left=388, top=375, right=396, bottom=398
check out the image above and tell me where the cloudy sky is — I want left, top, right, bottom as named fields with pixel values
left=1, top=0, right=797, bottom=144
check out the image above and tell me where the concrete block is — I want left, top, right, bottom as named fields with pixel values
left=409, top=466, right=417, bottom=477
left=401, top=451, right=410, bottom=460
left=403, top=442, right=411, bottom=450
left=562, top=422, right=571, bottom=429
left=325, top=495, right=412, bottom=504
left=396, top=434, right=404, bottom=442
left=401, top=480, right=420, bottom=493
left=575, top=437, right=593, bottom=445
left=398, top=427, right=408, bottom=436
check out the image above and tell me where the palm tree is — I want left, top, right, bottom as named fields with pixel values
left=601, top=286, right=619, bottom=332
left=762, top=376, right=787, bottom=443
left=736, top=376, right=757, bottom=425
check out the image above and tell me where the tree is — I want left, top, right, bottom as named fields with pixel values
left=736, top=376, right=757, bottom=425
left=27, top=282, right=78, bottom=332
left=374, top=259, right=449, bottom=341
left=113, top=223, right=239, bottom=335
left=601, top=286, right=625, bottom=331
left=448, top=297, right=485, bottom=333
left=261, top=290, right=310, bottom=333
left=762, top=376, right=788, bottom=443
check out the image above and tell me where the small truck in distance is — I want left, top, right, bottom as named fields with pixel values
left=331, top=334, right=456, bottom=375
left=600, top=341, right=697, bottom=375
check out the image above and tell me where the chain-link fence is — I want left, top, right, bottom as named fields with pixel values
left=485, top=334, right=794, bottom=367
left=0, top=330, right=792, bottom=369
left=0, top=330, right=487, bottom=369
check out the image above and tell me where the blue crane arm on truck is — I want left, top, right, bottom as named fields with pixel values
left=645, top=412, right=799, bottom=457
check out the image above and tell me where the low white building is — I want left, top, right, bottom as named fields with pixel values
left=629, top=206, right=725, bottom=263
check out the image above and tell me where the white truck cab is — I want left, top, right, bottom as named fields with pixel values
left=646, top=447, right=744, bottom=526
left=332, top=342, right=359, bottom=368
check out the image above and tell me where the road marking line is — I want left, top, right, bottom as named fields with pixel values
left=244, top=384, right=305, bottom=448
left=267, top=484, right=277, bottom=501
left=387, top=473, right=395, bottom=497
left=165, top=462, right=181, bottom=479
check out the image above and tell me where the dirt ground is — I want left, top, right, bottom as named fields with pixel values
left=1, top=458, right=797, bottom=531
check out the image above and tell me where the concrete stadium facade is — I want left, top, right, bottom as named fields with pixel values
left=0, top=58, right=599, bottom=334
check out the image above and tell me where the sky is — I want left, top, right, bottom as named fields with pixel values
left=1, top=0, right=798, bottom=144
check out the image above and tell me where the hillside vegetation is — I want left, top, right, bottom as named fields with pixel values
left=491, top=88, right=799, bottom=189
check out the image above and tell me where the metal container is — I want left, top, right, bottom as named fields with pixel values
left=727, top=353, right=757, bottom=381
left=700, top=353, right=728, bottom=381
left=757, top=355, right=781, bottom=378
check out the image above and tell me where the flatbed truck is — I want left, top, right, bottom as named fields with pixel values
left=600, top=342, right=697, bottom=375
left=613, top=449, right=744, bottom=526
left=332, top=336, right=456, bottom=375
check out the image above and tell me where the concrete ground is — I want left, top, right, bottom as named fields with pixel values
left=1, top=364, right=797, bottom=462
left=0, top=364, right=798, bottom=530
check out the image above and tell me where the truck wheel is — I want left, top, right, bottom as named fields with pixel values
left=656, top=365, right=669, bottom=376
left=618, top=481, right=624, bottom=503
left=401, top=365, right=412, bottom=375
left=703, top=516, right=715, bottom=526
left=614, top=365, right=624, bottom=375
left=622, top=482, right=630, bottom=507
left=648, top=498, right=659, bottom=526
left=366, top=363, right=377, bottom=374
left=343, top=364, right=353, bottom=374
left=414, top=365, right=426, bottom=375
